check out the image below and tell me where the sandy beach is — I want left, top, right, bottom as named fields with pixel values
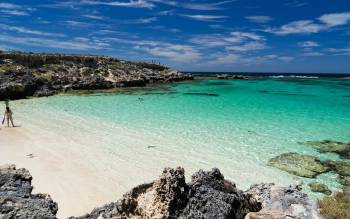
left=0, top=125, right=127, bottom=218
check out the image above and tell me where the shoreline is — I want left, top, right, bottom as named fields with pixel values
left=1, top=76, right=349, bottom=218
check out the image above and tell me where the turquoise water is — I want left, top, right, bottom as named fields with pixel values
left=9, top=78, right=350, bottom=195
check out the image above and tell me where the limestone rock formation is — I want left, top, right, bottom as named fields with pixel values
left=0, top=164, right=58, bottom=218
left=0, top=164, right=321, bottom=219
left=71, top=168, right=261, bottom=219
left=268, top=153, right=329, bottom=178
left=0, top=51, right=193, bottom=100
left=245, top=183, right=321, bottom=219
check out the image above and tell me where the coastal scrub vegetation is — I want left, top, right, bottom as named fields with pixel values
left=319, top=192, right=350, bottom=219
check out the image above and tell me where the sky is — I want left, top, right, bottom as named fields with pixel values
left=0, top=0, right=349, bottom=73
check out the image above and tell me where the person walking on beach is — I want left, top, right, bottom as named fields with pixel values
left=2, top=106, right=15, bottom=127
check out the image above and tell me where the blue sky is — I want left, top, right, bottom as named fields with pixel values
left=0, top=0, right=349, bottom=73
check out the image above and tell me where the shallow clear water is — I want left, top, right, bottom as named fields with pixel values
left=9, top=78, right=350, bottom=195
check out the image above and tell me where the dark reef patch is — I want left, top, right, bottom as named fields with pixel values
left=184, top=92, right=219, bottom=97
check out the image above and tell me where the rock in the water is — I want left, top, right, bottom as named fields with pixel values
left=245, top=183, right=320, bottom=219
left=339, top=176, right=350, bottom=187
left=324, top=160, right=350, bottom=177
left=268, top=152, right=329, bottom=178
left=302, top=140, right=350, bottom=159
left=0, top=164, right=58, bottom=218
left=308, top=182, right=332, bottom=195
left=71, top=167, right=261, bottom=219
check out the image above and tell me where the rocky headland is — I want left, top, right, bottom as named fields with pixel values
left=0, top=51, right=193, bottom=100
left=0, top=164, right=323, bottom=219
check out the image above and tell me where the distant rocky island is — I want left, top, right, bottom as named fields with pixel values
left=0, top=51, right=193, bottom=101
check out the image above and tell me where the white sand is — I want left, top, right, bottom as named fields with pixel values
left=0, top=126, right=126, bottom=218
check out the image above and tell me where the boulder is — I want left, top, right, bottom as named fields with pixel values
left=308, top=182, right=332, bottom=195
left=245, top=183, right=320, bottom=219
left=302, top=140, right=350, bottom=159
left=179, top=168, right=260, bottom=219
left=0, top=164, right=58, bottom=218
left=324, top=160, right=350, bottom=177
left=268, top=153, right=329, bottom=178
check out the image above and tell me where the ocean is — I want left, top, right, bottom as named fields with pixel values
left=8, top=76, right=350, bottom=196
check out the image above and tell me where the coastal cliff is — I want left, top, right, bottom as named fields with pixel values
left=0, top=51, right=193, bottom=100
left=0, top=165, right=321, bottom=219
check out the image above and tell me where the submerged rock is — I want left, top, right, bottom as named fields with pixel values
left=324, top=160, right=350, bottom=177
left=184, top=92, right=219, bottom=97
left=302, top=140, right=350, bottom=159
left=308, top=182, right=332, bottom=195
left=268, top=152, right=329, bottom=178
left=339, top=176, right=350, bottom=187
left=0, top=164, right=58, bottom=218
left=245, top=183, right=320, bottom=219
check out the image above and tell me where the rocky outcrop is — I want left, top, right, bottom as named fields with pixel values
left=0, top=164, right=58, bottom=218
left=245, top=183, right=320, bottom=219
left=0, top=165, right=321, bottom=219
left=0, top=51, right=193, bottom=100
left=71, top=168, right=261, bottom=219
left=268, top=153, right=329, bottom=178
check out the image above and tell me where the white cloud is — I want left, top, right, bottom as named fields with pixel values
left=226, top=42, right=266, bottom=52
left=265, top=20, right=324, bottom=35
left=0, top=34, right=109, bottom=50
left=104, top=37, right=200, bottom=62
left=180, top=1, right=236, bottom=11
left=297, top=41, right=319, bottom=48
left=180, top=14, right=228, bottom=22
left=0, top=24, right=65, bottom=37
left=133, top=17, right=157, bottom=24
left=82, top=14, right=105, bottom=20
left=0, top=3, right=20, bottom=9
left=327, top=46, right=350, bottom=53
left=77, top=0, right=155, bottom=9
left=145, top=44, right=200, bottom=62
left=0, top=9, right=29, bottom=16
left=318, top=12, right=350, bottom=27
left=0, top=2, right=34, bottom=16
left=303, top=52, right=323, bottom=56
left=284, top=1, right=308, bottom=7
left=190, top=32, right=266, bottom=54
left=265, top=12, right=350, bottom=35
left=245, top=16, right=273, bottom=23
left=205, top=53, right=294, bottom=66
left=208, top=54, right=241, bottom=65
left=66, top=20, right=92, bottom=28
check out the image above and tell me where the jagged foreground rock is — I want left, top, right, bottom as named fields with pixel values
left=71, top=168, right=321, bottom=219
left=0, top=165, right=321, bottom=219
left=0, top=165, right=58, bottom=218
left=245, top=183, right=321, bottom=219
left=0, top=51, right=193, bottom=100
